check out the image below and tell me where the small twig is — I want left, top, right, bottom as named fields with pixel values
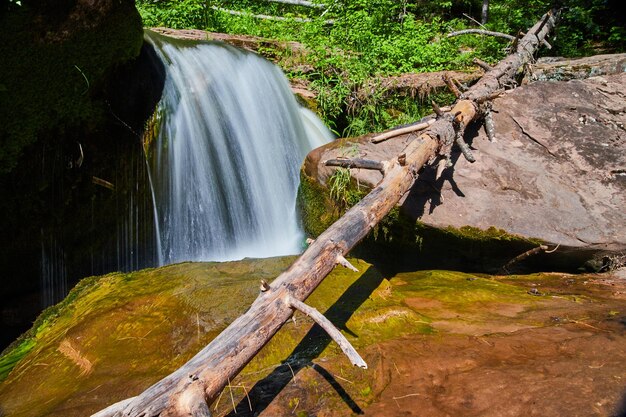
left=74, top=65, right=90, bottom=95
left=392, top=393, right=421, bottom=400
left=392, top=361, right=401, bottom=376
left=544, top=243, right=560, bottom=254
left=435, top=157, right=448, bottom=181
left=447, top=29, right=516, bottom=41
left=475, top=89, right=504, bottom=104
left=336, top=254, right=359, bottom=272
left=240, top=384, right=253, bottom=412
left=431, top=100, right=444, bottom=118
left=213, top=390, right=224, bottom=412
left=569, top=320, right=608, bottom=332
left=443, top=74, right=462, bottom=98
left=500, top=244, right=561, bottom=274
left=473, top=57, right=493, bottom=72
left=463, top=12, right=487, bottom=29
left=332, top=373, right=355, bottom=384
left=452, top=77, right=468, bottom=92
left=196, top=313, right=201, bottom=341
left=227, top=378, right=236, bottom=414
left=483, top=105, right=496, bottom=142
left=453, top=121, right=476, bottom=162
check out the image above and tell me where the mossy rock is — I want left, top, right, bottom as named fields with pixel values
left=0, top=256, right=525, bottom=416
left=2, top=256, right=624, bottom=416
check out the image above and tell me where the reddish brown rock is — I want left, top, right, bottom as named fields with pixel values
left=304, top=71, right=626, bottom=266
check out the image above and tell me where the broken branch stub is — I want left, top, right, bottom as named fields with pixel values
left=94, top=10, right=558, bottom=417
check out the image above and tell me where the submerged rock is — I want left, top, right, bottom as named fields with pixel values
left=299, top=71, right=626, bottom=272
left=0, top=258, right=624, bottom=417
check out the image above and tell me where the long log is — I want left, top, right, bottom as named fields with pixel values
left=211, top=7, right=335, bottom=25
left=94, top=10, right=558, bottom=417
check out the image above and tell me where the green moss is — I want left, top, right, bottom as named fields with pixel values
left=297, top=167, right=540, bottom=272
left=3, top=257, right=610, bottom=416
left=297, top=168, right=339, bottom=237
left=0, top=339, right=35, bottom=383
left=395, top=270, right=530, bottom=305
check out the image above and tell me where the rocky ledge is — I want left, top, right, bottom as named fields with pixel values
left=0, top=259, right=624, bottom=416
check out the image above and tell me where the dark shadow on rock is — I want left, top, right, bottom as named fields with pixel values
left=401, top=121, right=481, bottom=219
left=311, top=363, right=363, bottom=414
left=614, top=389, right=626, bottom=417
left=226, top=266, right=384, bottom=416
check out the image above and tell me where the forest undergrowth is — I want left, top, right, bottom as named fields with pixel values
left=137, top=0, right=625, bottom=136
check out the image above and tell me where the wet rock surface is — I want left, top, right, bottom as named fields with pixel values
left=0, top=259, right=624, bottom=417
left=303, top=71, right=626, bottom=264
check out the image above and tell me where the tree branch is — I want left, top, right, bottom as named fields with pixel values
left=447, top=29, right=516, bottom=41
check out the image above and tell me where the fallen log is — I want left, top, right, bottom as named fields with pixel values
left=211, top=6, right=335, bottom=25
left=523, top=53, right=626, bottom=83
left=94, top=10, right=558, bottom=417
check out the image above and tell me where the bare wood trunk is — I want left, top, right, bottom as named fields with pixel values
left=481, top=0, right=489, bottom=24
left=211, top=7, right=335, bottom=25
left=94, top=10, right=558, bottom=417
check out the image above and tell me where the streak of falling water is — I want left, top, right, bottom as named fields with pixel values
left=145, top=32, right=333, bottom=264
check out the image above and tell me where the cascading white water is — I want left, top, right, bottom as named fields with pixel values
left=145, top=32, right=333, bottom=264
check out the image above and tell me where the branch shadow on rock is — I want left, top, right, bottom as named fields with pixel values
left=226, top=266, right=385, bottom=416
left=401, top=120, right=483, bottom=219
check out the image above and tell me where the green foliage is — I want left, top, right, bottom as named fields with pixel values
left=328, top=167, right=352, bottom=205
left=135, top=0, right=625, bottom=136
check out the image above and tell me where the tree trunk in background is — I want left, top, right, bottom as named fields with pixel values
left=482, top=0, right=489, bottom=24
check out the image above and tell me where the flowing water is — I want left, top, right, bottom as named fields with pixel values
left=145, top=32, right=332, bottom=264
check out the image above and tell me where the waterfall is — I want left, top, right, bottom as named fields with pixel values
left=145, top=32, right=333, bottom=264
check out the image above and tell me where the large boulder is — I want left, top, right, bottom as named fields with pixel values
left=299, top=71, right=626, bottom=272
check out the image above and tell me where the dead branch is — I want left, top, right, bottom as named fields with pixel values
left=500, top=244, right=560, bottom=274
left=443, top=74, right=462, bottom=98
left=370, top=119, right=436, bottom=143
left=447, top=29, right=516, bottom=41
left=324, top=158, right=386, bottom=172
left=473, top=57, right=493, bottom=72
left=262, top=0, right=326, bottom=9
left=286, top=296, right=367, bottom=368
left=211, top=7, right=335, bottom=24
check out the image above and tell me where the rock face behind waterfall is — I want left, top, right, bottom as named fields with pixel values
left=0, top=0, right=157, bottom=350
left=299, top=71, right=626, bottom=272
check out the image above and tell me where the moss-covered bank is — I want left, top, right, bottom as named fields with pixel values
left=297, top=165, right=541, bottom=274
